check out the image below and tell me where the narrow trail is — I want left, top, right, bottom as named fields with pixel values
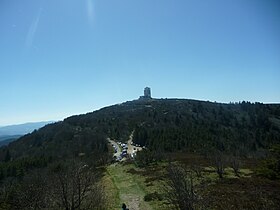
left=107, top=164, right=153, bottom=210
left=127, top=131, right=142, bottom=156
left=106, top=132, right=152, bottom=210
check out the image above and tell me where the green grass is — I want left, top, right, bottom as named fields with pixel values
left=103, top=168, right=120, bottom=209
left=105, top=162, right=257, bottom=209
left=105, top=155, right=278, bottom=210
left=106, top=163, right=154, bottom=210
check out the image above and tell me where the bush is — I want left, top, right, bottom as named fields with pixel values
left=144, top=191, right=163, bottom=201
left=257, top=144, right=280, bottom=180
left=134, top=149, right=159, bottom=167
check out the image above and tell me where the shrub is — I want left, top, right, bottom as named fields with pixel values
left=144, top=191, right=163, bottom=201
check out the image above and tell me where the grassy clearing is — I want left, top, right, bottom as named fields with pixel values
left=102, top=167, right=120, bottom=209
left=105, top=153, right=279, bottom=210
left=126, top=163, right=171, bottom=210
left=106, top=163, right=154, bottom=210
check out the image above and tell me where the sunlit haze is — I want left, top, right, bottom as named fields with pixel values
left=0, top=0, right=279, bottom=126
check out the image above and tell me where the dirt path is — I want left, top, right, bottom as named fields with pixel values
left=107, top=164, right=153, bottom=210
left=122, top=194, right=141, bottom=210
left=106, top=133, right=151, bottom=209
left=127, top=131, right=142, bottom=157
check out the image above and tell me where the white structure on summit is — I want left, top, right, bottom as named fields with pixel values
left=139, top=87, right=152, bottom=100
left=144, top=87, right=151, bottom=98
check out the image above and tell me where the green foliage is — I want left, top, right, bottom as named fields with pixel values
left=0, top=98, right=279, bottom=203
left=0, top=160, right=105, bottom=210
left=2, top=99, right=279, bottom=166
left=144, top=191, right=163, bottom=201
left=130, top=100, right=280, bottom=155
left=257, top=144, right=280, bottom=179
left=0, top=156, right=50, bottom=180
left=0, top=122, right=109, bottom=166
left=134, top=149, right=164, bottom=167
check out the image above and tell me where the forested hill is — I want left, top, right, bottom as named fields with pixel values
left=63, top=99, right=280, bottom=156
left=1, top=99, right=280, bottom=163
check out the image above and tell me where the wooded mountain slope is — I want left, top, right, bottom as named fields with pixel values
left=1, top=99, right=280, bottom=163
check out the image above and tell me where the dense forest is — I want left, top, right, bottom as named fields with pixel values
left=1, top=99, right=280, bottom=177
left=131, top=100, right=280, bottom=155
left=67, top=99, right=280, bottom=154
left=0, top=99, right=279, bottom=209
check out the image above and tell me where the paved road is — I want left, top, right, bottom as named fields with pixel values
left=108, top=132, right=143, bottom=161
left=108, top=138, right=122, bottom=158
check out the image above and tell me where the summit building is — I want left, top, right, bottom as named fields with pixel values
left=139, top=87, right=152, bottom=100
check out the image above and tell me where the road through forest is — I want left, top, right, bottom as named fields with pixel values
left=107, top=133, right=152, bottom=210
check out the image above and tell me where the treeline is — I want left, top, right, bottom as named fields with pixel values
left=0, top=159, right=105, bottom=209
left=0, top=119, right=111, bottom=207
left=132, top=100, right=280, bottom=156
left=4, top=99, right=277, bottom=163
left=0, top=99, right=279, bottom=176
left=0, top=98, right=279, bottom=208
left=0, top=121, right=109, bottom=168
left=56, top=99, right=280, bottom=157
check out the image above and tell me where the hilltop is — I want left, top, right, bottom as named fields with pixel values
left=0, top=98, right=280, bottom=209
left=1, top=99, right=280, bottom=162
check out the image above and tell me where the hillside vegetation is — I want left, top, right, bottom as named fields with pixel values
left=0, top=99, right=279, bottom=209
left=2, top=99, right=280, bottom=160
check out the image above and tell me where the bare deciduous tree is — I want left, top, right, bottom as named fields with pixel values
left=49, top=161, right=104, bottom=210
left=0, top=161, right=105, bottom=210
left=215, top=153, right=225, bottom=179
left=230, top=156, right=240, bottom=177
left=0, top=170, right=49, bottom=210
left=164, top=163, right=196, bottom=210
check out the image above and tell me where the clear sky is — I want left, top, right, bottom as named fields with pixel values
left=0, top=0, right=279, bottom=126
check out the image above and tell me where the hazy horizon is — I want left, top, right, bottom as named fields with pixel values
left=1, top=0, right=279, bottom=126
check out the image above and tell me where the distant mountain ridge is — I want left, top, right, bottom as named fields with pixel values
left=0, top=135, right=22, bottom=141
left=0, top=121, right=54, bottom=136
left=0, top=135, right=22, bottom=147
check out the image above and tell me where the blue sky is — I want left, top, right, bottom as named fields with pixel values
left=0, top=0, right=279, bottom=126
